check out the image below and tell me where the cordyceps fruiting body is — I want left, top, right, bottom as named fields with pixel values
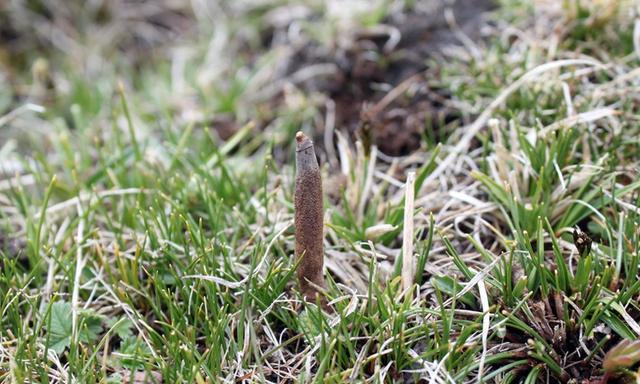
left=294, top=131, right=326, bottom=302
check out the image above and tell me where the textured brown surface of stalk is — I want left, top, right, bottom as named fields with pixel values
left=294, top=131, right=326, bottom=301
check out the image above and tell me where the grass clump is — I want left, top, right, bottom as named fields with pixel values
left=2, top=0, right=640, bottom=382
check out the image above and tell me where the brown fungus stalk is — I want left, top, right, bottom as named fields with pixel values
left=294, top=131, right=326, bottom=302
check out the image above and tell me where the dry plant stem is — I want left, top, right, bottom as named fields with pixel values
left=401, top=171, right=416, bottom=294
left=295, top=131, right=326, bottom=301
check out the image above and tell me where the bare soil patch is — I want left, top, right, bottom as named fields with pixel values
left=272, top=0, right=496, bottom=156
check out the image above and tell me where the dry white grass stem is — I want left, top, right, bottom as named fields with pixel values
left=401, top=171, right=416, bottom=293
left=70, top=200, right=85, bottom=383
left=476, top=276, right=490, bottom=382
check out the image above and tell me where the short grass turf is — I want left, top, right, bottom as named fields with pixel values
left=1, top=0, right=640, bottom=383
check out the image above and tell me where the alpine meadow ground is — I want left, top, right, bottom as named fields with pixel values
left=1, top=0, right=640, bottom=382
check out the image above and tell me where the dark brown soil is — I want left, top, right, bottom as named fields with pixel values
left=267, top=0, right=496, bottom=157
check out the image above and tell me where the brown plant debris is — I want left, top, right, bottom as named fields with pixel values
left=573, top=226, right=593, bottom=257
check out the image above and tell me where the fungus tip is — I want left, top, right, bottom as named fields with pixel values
left=295, top=131, right=314, bottom=152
